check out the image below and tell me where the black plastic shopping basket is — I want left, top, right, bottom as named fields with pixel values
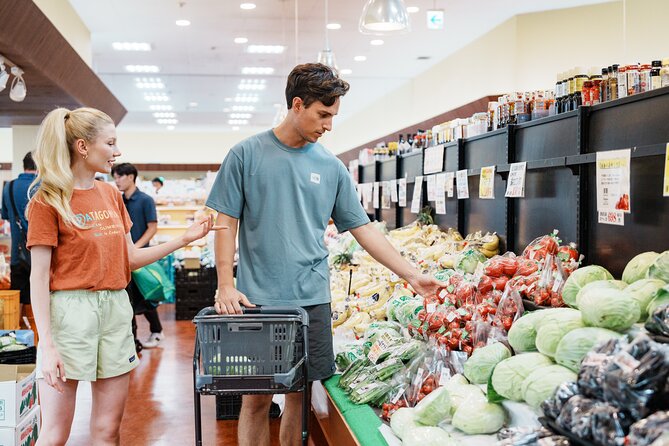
left=193, top=306, right=309, bottom=446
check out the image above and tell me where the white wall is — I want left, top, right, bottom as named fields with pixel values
left=0, top=129, right=12, bottom=162
left=33, top=0, right=92, bottom=66
left=11, top=126, right=39, bottom=177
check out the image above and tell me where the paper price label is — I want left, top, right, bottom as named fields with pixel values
left=613, top=350, right=641, bottom=374
left=390, top=179, right=398, bottom=202
left=413, top=368, right=425, bottom=386
left=664, top=143, right=669, bottom=197
left=426, top=303, right=437, bottom=313
left=411, top=176, right=424, bottom=213
left=439, top=368, right=452, bottom=386
left=381, top=181, right=391, bottom=209
left=373, top=182, right=380, bottom=209
left=446, top=172, right=455, bottom=197
left=427, top=175, right=437, bottom=201
left=505, top=162, right=527, bottom=198
left=598, top=211, right=625, bottom=226
left=424, top=145, right=445, bottom=174
left=596, top=149, right=631, bottom=213
left=479, top=166, right=496, bottom=199
left=390, top=384, right=407, bottom=404
left=367, top=331, right=395, bottom=363
left=398, top=178, right=407, bottom=207
left=456, top=170, right=469, bottom=199
left=552, top=274, right=564, bottom=293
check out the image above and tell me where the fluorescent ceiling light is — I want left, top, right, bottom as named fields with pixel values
left=247, top=45, right=285, bottom=54
left=188, top=102, right=198, bottom=107
left=112, top=42, right=151, bottom=51
left=234, top=94, right=259, bottom=103
left=125, top=65, right=160, bottom=73
left=135, top=77, right=164, bottom=89
left=238, top=79, right=266, bottom=91
left=228, top=119, right=249, bottom=125
left=406, top=6, right=419, bottom=13
left=149, top=104, right=172, bottom=111
left=153, top=112, right=176, bottom=118
left=232, top=105, right=255, bottom=111
left=241, top=67, right=274, bottom=75
left=232, top=126, right=240, bottom=131
left=224, top=98, right=233, bottom=102
left=229, top=113, right=252, bottom=119
left=327, top=23, right=341, bottom=30
left=370, top=39, right=384, bottom=45
left=340, top=69, right=352, bottom=75
left=359, top=0, right=410, bottom=34
left=354, top=55, right=367, bottom=62
left=157, top=118, right=178, bottom=125
left=167, top=125, right=175, bottom=130
left=176, top=19, right=191, bottom=27
left=144, top=93, right=170, bottom=102
left=240, top=3, right=256, bottom=10
left=234, top=37, right=249, bottom=44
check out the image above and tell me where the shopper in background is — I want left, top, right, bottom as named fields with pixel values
left=207, top=63, right=445, bottom=446
left=27, top=107, right=218, bottom=446
left=1, top=151, right=37, bottom=318
left=112, top=163, right=164, bottom=350
left=151, top=176, right=164, bottom=194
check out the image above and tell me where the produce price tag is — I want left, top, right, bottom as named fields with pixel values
left=446, top=172, right=455, bottom=197
left=598, top=211, right=624, bottom=226
left=581, top=352, right=609, bottom=367
left=439, top=368, right=451, bottom=386
left=373, top=182, right=380, bottom=209
left=423, top=144, right=445, bottom=174
left=367, top=331, right=396, bottom=363
left=613, top=350, right=641, bottom=374
left=456, top=170, right=469, bottom=199
left=390, top=384, right=407, bottom=404
left=446, top=312, right=457, bottom=323
left=435, top=173, right=447, bottom=215
left=398, top=178, right=407, bottom=207
left=551, top=273, right=564, bottom=293
left=426, top=303, right=437, bottom=313
left=390, top=179, right=398, bottom=202
left=664, top=143, right=669, bottom=197
left=348, top=159, right=359, bottom=184
left=362, top=183, right=372, bottom=210
left=356, top=184, right=363, bottom=203
left=596, top=149, right=631, bottom=213
left=381, top=181, right=391, bottom=209
left=413, top=368, right=425, bottom=387
left=411, top=176, right=424, bottom=213
left=427, top=175, right=437, bottom=201
left=505, top=162, right=527, bottom=198
left=479, top=166, right=496, bottom=199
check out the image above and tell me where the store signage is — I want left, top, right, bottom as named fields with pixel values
left=479, top=166, right=496, bottom=199
left=373, top=182, right=380, bottom=209
left=664, top=143, right=669, bottom=197
left=435, top=173, right=447, bottom=215
left=423, top=144, right=444, bottom=174
left=362, top=183, right=373, bottom=210
left=446, top=172, right=455, bottom=197
left=596, top=149, right=631, bottom=215
left=427, top=175, right=437, bottom=201
left=411, top=176, right=424, bottom=213
left=505, top=162, right=527, bottom=198
left=398, top=178, right=407, bottom=207
left=598, top=211, right=625, bottom=226
left=348, top=159, right=359, bottom=184
left=390, top=179, right=398, bottom=202
left=456, top=170, right=469, bottom=199
left=381, top=181, right=391, bottom=209
left=426, top=9, right=445, bottom=30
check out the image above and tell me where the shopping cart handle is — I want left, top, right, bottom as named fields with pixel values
left=194, top=307, right=218, bottom=318
left=245, top=306, right=309, bottom=326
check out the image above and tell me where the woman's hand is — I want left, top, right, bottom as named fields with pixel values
left=407, top=273, right=447, bottom=299
left=41, top=344, right=67, bottom=393
left=214, top=285, right=255, bottom=314
left=182, top=214, right=228, bottom=245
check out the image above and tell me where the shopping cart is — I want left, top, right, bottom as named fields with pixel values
left=193, top=306, right=309, bottom=446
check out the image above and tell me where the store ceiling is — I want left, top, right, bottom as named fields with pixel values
left=69, top=0, right=614, bottom=132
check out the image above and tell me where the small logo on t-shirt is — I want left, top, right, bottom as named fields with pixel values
left=310, top=173, right=321, bottom=184
left=129, top=355, right=136, bottom=363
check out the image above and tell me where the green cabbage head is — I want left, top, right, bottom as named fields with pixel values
left=402, top=426, right=455, bottom=446
left=522, top=365, right=577, bottom=408
left=648, top=251, right=669, bottom=283
left=575, top=280, right=627, bottom=308
left=562, top=265, right=614, bottom=308
left=646, top=284, right=669, bottom=320
left=464, top=342, right=512, bottom=384
left=579, top=288, right=640, bottom=332
left=390, top=407, right=420, bottom=440
left=452, top=399, right=506, bottom=434
left=622, top=251, right=660, bottom=284
left=535, top=310, right=585, bottom=358
left=491, top=353, right=553, bottom=401
left=508, top=310, right=548, bottom=352
left=554, top=327, right=622, bottom=372
left=624, top=279, right=665, bottom=321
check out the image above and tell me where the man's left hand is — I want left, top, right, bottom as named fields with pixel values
left=407, top=273, right=446, bottom=299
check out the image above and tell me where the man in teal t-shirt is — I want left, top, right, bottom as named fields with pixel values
left=206, top=63, right=444, bottom=446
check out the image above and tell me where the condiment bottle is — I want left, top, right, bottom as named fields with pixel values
left=617, top=65, right=628, bottom=98
left=600, top=67, right=609, bottom=103
left=582, top=71, right=593, bottom=106
left=627, top=64, right=640, bottom=96
left=661, top=58, right=669, bottom=88
left=639, top=63, right=652, bottom=93
left=608, top=65, right=618, bottom=100
left=651, top=60, right=662, bottom=90
left=590, top=67, right=603, bottom=106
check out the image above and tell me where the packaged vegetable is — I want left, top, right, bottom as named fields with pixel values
left=579, top=288, right=640, bottom=332
left=562, top=265, right=614, bottom=308
left=522, top=364, right=577, bottom=408
left=490, top=352, right=553, bottom=401
left=554, top=327, right=622, bottom=372
left=522, top=232, right=560, bottom=261
left=577, top=338, right=622, bottom=400
left=645, top=304, right=669, bottom=337
left=402, top=426, right=455, bottom=446
left=454, top=247, right=487, bottom=274
left=412, top=386, right=451, bottom=426
left=463, top=342, right=511, bottom=384
left=541, top=381, right=579, bottom=420
left=622, top=251, right=660, bottom=284
left=556, top=395, right=598, bottom=438
left=452, top=398, right=506, bottom=434
left=335, top=344, right=366, bottom=371
left=625, top=279, right=665, bottom=321
left=389, top=407, right=420, bottom=440
left=590, top=403, right=634, bottom=446
left=507, top=310, right=548, bottom=352
left=647, top=250, right=669, bottom=283
left=628, top=411, right=669, bottom=446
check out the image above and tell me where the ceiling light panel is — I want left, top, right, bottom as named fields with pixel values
left=246, top=45, right=285, bottom=54
left=407, top=6, right=420, bottom=13
left=153, top=112, right=176, bottom=118
left=112, top=42, right=151, bottom=51
left=354, top=56, right=367, bottom=62
left=125, top=65, right=160, bottom=73
left=238, top=79, right=266, bottom=90
left=240, top=3, right=256, bottom=10
left=157, top=118, right=178, bottom=124
left=228, top=119, right=249, bottom=125
left=340, top=69, right=352, bottom=75
left=175, top=19, right=191, bottom=26
left=232, top=105, right=255, bottom=112
left=135, top=77, right=164, bottom=89
left=144, top=93, right=170, bottom=102
left=327, top=23, right=341, bottom=30
left=234, top=94, right=259, bottom=103
left=234, top=37, right=249, bottom=44
left=241, top=67, right=274, bottom=75
left=229, top=113, right=252, bottom=119
left=149, top=104, right=172, bottom=111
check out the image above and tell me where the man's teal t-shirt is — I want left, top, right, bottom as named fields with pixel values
left=206, top=129, right=370, bottom=306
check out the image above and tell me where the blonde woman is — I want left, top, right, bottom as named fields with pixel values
left=27, top=107, right=219, bottom=446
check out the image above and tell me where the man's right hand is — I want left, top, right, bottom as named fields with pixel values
left=214, top=285, right=256, bottom=314
left=41, top=343, right=67, bottom=393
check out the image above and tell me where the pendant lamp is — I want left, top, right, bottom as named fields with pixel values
left=317, top=0, right=338, bottom=71
left=359, top=0, right=410, bottom=34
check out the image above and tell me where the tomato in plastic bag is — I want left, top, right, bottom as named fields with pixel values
left=522, top=232, right=561, bottom=261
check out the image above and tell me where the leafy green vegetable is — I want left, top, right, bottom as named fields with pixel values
left=647, top=251, right=669, bottom=283
left=579, top=288, right=639, bottom=332
left=402, top=426, right=455, bottom=446
left=491, top=353, right=553, bottom=401
left=535, top=310, right=585, bottom=358
left=507, top=310, right=548, bottom=352
left=622, top=251, right=660, bottom=284
left=554, top=327, right=622, bottom=372
left=521, top=365, right=577, bottom=408
left=463, top=342, right=512, bottom=384
left=575, top=280, right=627, bottom=308
left=452, top=399, right=506, bottom=434
left=624, top=279, right=665, bottom=321
left=562, top=265, right=614, bottom=308
left=390, top=407, right=420, bottom=440
left=646, top=284, right=669, bottom=320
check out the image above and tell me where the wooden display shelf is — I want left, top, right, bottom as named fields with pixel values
left=311, top=381, right=360, bottom=446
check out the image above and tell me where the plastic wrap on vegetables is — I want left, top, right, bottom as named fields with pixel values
left=496, top=427, right=570, bottom=446
left=645, top=304, right=669, bottom=338
left=556, top=395, right=598, bottom=438
left=541, top=381, right=579, bottom=421
left=628, top=411, right=669, bottom=446
left=602, top=334, right=669, bottom=421
left=577, top=338, right=623, bottom=400
left=590, top=403, right=634, bottom=446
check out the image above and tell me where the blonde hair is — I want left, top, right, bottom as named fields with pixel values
left=29, top=107, right=114, bottom=227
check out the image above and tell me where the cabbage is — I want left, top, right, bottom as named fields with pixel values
left=579, top=288, right=639, bottom=332
left=622, top=251, right=660, bottom=284
left=521, top=365, right=577, bottom=408
left=554, top=327, right=622, bottom=372
left=646, top=284, right=669, bottom=319
left=575, top=280, right=627, bottom=308
left=463, top=342, right=512, bottom=384
left=508, top=310, right=548, bottom=352
left=413, top=387, right=451, bottom=426
left=445, top=374, right=468, bottom=388
left=455, top=248, right=487, bottom=274
left=648, top=251, right=669, bottom=283
left=390, top=407, right=420, bottom=440
left=452, top=399, right=506, bottom=434
left=562, top=265, right=614, bottom=308
left=625, top=279, right=665, bottom=321
left=491, top=353, right=553, bottom=401
left=402, top=426, right=455, bottom=446
left=535, top=310, right=585, bottom=358
left=444, top=383, right=486, bottom=416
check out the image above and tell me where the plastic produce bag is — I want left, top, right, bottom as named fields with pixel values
left=628, top=411, right=669, bottom=446
left=497, top=427, right=570, bottom=446
left=556, top=395, right=597, bottom=439
left=590, top=403, right=633, bottom=446
left=577, top=338, right=622, bottom=400
left=540, top=381, right=579, bottom=420
left=645, top=304, right=669, bottom=337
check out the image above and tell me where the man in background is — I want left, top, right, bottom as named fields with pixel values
left=112, top=163, right=164, bottom=350
left=1, top=152, right=37, bottom=318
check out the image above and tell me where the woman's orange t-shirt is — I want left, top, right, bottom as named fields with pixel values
left=27, top=182, right=133, bottom=291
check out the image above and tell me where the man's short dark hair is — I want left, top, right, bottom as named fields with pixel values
left=152, top=177, right=164, bottom=186
left=23, top=152, right=36, bottom=171
left=111, top=162, right=138, bottom=182
left=285, top=63, right=350, bottom=109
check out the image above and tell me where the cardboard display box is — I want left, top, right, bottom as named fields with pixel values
left=0, top=365, right=37, bottom=428
left=0, top=405, right=39, bottom=446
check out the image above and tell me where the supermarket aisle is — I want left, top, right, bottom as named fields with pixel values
left=67, top=304, right=282, bottom=445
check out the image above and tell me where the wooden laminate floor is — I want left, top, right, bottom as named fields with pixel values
left=67, top=304, right=286, bottom=446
